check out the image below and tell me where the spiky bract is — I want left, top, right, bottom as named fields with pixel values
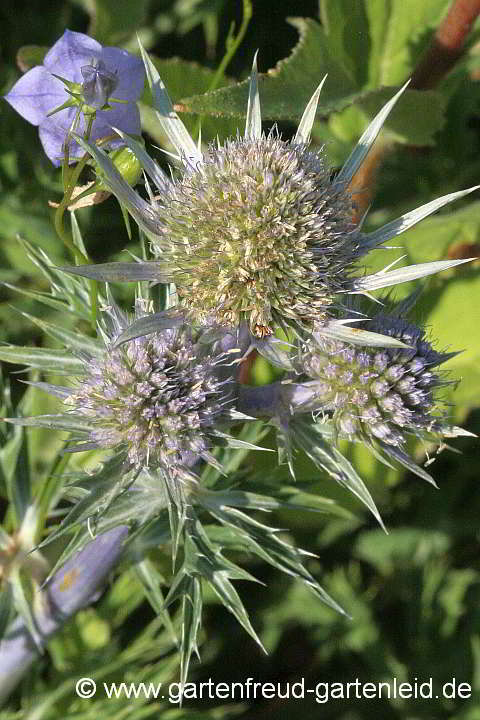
left=70, top=61, right=477, bottom=344
left=154, top=135, right=356, bottom=337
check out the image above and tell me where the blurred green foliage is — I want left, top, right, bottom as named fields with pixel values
left=0, top=0, right=480, bottom=718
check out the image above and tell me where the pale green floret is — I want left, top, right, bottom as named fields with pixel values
left=154, top=135, right=356, bottom=336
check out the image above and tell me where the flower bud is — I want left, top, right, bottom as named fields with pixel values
left=81, top=58, right=118, bottom=109
left=107, top=145, right=142, bottom=187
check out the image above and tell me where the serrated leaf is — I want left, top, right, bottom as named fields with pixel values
left=177, top=18, right=446, bottom=145
left=292, top=417, right=386, bottom=532
left=184, top=521, right=265, bottom=651
left=134, top=559, right=176, bottom=642
left=205, top=507, right=345, bottom=616
left=37, top=455, right=128, bottom=553
left=17, top=311, right=102, bottom=357
left=180, top=575, right=202, bottom=686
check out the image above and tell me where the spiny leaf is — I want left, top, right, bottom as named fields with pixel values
left=0, top=346, right=85, bottom=375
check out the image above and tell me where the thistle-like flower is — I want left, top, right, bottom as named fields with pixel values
left=296, top=315, right=453, bottom=450
left=66, top=51, right=477, bottom=347
left=0, top=240, right=243, bottom=494
left=68, top=310, right=232, bottom=482
left=236, top=306, right=471, bottom=523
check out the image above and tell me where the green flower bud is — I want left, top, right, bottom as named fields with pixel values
left=107, top=145, right=142, bottom=187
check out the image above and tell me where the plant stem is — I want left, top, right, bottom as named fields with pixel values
left=0, top=526, right=128, bottom=705
left=192, top=0, right=252, bottom=140
left=411, top=0, right=480, bottom=90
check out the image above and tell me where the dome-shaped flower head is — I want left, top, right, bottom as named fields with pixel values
left=7, top=288, right=240, bottom=492
left=4, top=30, right=145, bottom=165
left=292, top=313, right=465, bottom=478
left=64, top=308, right=236, bottom=485
left=67, top=50, right=477, bottom=344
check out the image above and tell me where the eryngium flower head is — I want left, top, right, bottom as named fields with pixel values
left=67, top=318, right=231, bottom=479
left=70, top=53, right=477, bottom=340
left=151, top=134, right=356, bottom=337
left=296, top=315, right=452, bottom=449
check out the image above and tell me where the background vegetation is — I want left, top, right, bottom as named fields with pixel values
left=0, top=0, right=480, bottom=717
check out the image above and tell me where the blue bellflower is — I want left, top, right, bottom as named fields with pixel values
left=4, top=30, right=145, bottom=165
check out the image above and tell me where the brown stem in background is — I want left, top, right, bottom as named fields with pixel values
left=348, top=0, right=480, bottom=221
left=349, top=141, right=388, bottom=224
left=237, top=348, right=257, bottom=384
left=411, top=0, right=480, bottom=90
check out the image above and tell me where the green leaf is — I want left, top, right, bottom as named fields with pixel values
left=58, top=261, right=168, bottom=283
left=164, top=565, right=204, bottom=685
left=291, top=417, right=387, bottom=532
left=16, top=45, right=48, bottom=72
left=0, top=422, right=31, bottom=524
left=17, top=312, right=102, bottom=357
left=0, top=346, right=85, bottom=375
left=140, top=56, right=237, bottom=145
left=4, top=414, right=92, bottom=434
left=112, top=311, right=183, bottom=347
left=138, top=40, right=201, bottom=164
left=10, top=567, right=41, bottom=649
left=87, top=0, right=150, bottom=44
left=133, top=559, right=176, bottom=642
left=205, top=506, right=346, bottom=616
left=365, top=200, right=480, bottom=410
left=200, top=486, right=350, bottom=517
left=182, top=520, right=265, bottom=653
left=424, top=272, right=480, bottom=408
left=355, top=527, right=450, bottom=574
left=0, top=586, right=13, bottom=642
left=319, top=0, right=371, bottom=87
left=177, top=18, right=446, bottom=146
left=36, top=455, right=128, bottom=553
left=0, top=197, right=60, bottom=261
left=358, top=0, right=451, bottom=85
